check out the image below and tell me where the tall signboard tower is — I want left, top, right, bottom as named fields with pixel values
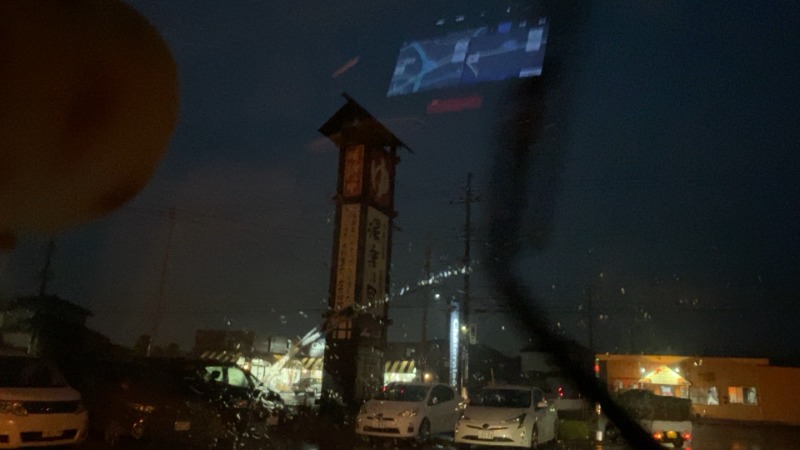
left=318, top=94, right=408, bottom=407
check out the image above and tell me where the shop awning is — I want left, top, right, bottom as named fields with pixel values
left=384, top=360, right=416, bottom=374
left=199, top=350, right=243, bottom=363
left=640, top=365, right=690, bottom=385
left=301, top=357, right=323, bottom=371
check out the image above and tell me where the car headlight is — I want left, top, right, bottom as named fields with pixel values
left=504, top=413, right=527, bottom=428
left=127, top=402, right=156, bottom=414
left=399, top=408, right=418, bottom=418
left=231, top=398, right=249, bottom=409
left=0, top=401, right=28, bottom=416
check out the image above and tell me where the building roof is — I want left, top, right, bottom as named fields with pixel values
left=318, top=93, right=412, bottom=152
left=11, top=295, right=93, bottom=318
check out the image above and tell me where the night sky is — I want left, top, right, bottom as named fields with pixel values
left=2, top=1, right=799, bottom=363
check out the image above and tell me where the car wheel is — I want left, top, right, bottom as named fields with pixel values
left=605, top=425, right=619, bottom=443
left=131, top=419, right=147, bottom=440
left=413, top=418, right=431, bottom=446
left=553, top=420, right=560, bottom=443
left=104, top=420, right=124, bottom=446
left=529, top=424, right=539, bottom=449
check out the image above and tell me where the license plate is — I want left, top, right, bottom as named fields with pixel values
left=478, top=430, right=493, bottom=440
left=666, top=431, right=678, bottom=439
left=42, top=429, right=62, bottom=438
left=174, top=421, right=191, bottom=431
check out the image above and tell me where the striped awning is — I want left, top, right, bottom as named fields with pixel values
left=300, top=357, right=323, bottom=371
left=200, top=350, right=243, bottom=363
left=384, top=360, right=416, bottom=374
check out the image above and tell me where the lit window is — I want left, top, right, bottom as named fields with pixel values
left=744, top=387, right=758, bottom=405
left=707, top=387, right=719, bottom=405
left=728, top=386, right=758, bottom=405
left=728, top=386, right=743, bottom=403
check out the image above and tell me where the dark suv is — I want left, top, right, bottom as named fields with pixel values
left=82, top=357, right=282, bottom=448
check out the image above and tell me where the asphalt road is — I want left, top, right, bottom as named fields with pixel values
left=80, top=419, right=800, bottom=450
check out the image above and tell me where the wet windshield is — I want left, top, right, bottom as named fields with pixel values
left=0, top=357, right=67, bottom=388
left=2, top=0, right=799, bottom=449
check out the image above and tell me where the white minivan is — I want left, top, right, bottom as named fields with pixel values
left=0, top=353, right=88, bottom=448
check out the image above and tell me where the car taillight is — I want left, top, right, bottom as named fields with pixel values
left=653, top=431, right=663, bottom=441
left=682, top=432, right=692, bottom=441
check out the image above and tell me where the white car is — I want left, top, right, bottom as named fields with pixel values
left=355, top=382, right=462, bottom=444
left=455, top=385, right=558, bottom=449
left=0, top=354, right=89, bottom=448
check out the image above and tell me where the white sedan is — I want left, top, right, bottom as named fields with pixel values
left=355, top=382, right=463, bottom=444
left=455, top=385, right=558, bottom=449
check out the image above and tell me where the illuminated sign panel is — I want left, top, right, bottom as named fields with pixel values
left=333, top=204, right=360, bottom=338
left=388, top=18, right=549, bottom=97
left=449, top=310, right=459, bottom=387
left=362, top=207, right=389, bottom=317
left=368, top=150, right=393, bottom=209
left=342, top=145, right=364, bottom=197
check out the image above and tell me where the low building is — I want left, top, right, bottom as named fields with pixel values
left=0, top=295, right=93, bottom=354
left=597, top=354, right=800, bottom=426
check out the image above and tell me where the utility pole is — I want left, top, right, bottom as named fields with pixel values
left=38, top=239, right=56, bottom=296
left=150, top=206, right=176, bottom=356
left=462, top=173, right=472, bottom=392
left=452, top=173, right=479, bottom=393
left=419, top=247, right=431, bottom=380
left=586, top=282, right=595, bottom=356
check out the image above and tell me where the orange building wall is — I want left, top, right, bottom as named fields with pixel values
left=599, top=354, right=800, bottom=426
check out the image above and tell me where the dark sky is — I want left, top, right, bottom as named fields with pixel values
left=3, top=0, right=799, bottom=362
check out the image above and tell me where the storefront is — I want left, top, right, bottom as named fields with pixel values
left=638, top=365, right=691, bottom=398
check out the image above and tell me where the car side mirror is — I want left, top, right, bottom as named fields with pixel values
left=536, top=400, right=548, bottom=409
left=430, top=397, right=439, bottom=406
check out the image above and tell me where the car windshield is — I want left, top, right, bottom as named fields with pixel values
left=471, top=388, right=531, bottom=408
left=0, top=357, right=67, bottom=388
left=2, top=0, right=799, bottom=448
left=118, top=361, right=198, bottom=395
left=374, top=384, right=429, bottom=402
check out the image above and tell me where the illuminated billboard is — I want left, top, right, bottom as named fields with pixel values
left=387, top=17, right=549, bottom=97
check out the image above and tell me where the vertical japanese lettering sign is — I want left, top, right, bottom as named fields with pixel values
left=334, top=204, right=360, bottom=338
left=362, top=207, right=389, bottom=322
left=343, top=145, right=364, bottom=198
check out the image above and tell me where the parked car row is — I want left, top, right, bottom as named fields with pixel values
left=0, top=352, right=287, bottom=449
left=354, top=382, right=559, bottom=448
left=2, top=353, right=556, bottom=449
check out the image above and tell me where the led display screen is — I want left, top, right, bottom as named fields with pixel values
left=387, top=17, right=549, bottom=97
